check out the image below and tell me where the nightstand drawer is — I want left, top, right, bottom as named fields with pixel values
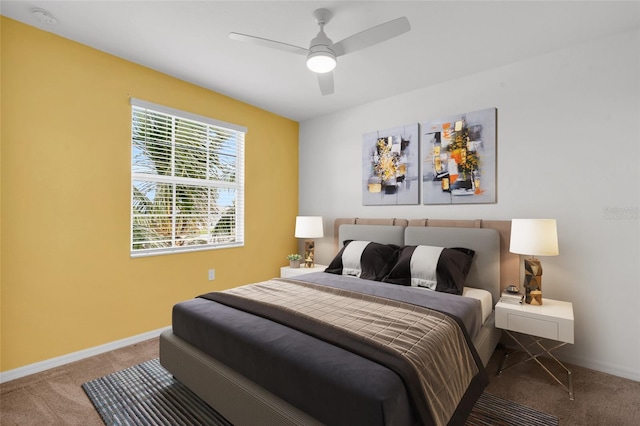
left=495, top=299, right=574, bottom=343
left=507, top=314, right=559, bottom=340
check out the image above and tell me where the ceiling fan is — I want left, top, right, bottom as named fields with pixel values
left=229, top=9, right=411, bottom=96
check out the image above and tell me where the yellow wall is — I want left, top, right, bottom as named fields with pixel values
left=0, top=17, right=299, bottom=372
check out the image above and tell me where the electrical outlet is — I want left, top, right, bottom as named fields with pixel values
left=208, top=269, right=215, bottom=281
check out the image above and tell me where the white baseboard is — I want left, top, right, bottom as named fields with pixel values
left=501, top=338, right=640, bottom=382
left=559, top=353, right=640, bottom=382
left=0, top=326, right=171, bottom=384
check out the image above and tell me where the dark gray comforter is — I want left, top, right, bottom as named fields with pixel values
left=172, top=272, right=486, bottom=426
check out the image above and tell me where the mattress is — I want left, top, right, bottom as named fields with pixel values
left=462, top=287, right=493, bottom=324
left=172, top=272, right=487, bottom=426
left=414, top=285, right=492, bottom=325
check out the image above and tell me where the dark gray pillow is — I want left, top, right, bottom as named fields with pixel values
left=325, top=240, right=399, bottom=281
left=382, top=245, right=475, bottom=295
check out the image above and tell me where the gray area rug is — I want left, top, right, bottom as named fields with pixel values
left=83, top=358, right=558, bottom=426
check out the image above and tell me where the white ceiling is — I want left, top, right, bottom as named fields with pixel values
left=2, top=1, right=639, bottom=122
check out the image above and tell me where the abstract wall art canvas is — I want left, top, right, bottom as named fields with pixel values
left=421, top=108, right=497, bottom=204
left=362, top=123, right=419, bottom=205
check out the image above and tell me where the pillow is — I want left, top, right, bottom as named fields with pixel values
left=325, top=240, right=399, bottom=281
left=382, top=245, right=475, bottom=295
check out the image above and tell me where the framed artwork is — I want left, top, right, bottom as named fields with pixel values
left=421, top=108, right=497, bottom=204
left=362, top=123, right=419, bottom=205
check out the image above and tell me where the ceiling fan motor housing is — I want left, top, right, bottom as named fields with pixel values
left=306, top=29, right=336, bottom=73
left=306, top=8, right=337, bottom=73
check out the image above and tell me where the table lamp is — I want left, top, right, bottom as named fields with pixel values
left=295, top=216, right=324, bottom=268
left=509, top=219, right=559, bottom=305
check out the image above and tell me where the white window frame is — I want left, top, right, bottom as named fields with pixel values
left=130, top=98, right=246, bottom=257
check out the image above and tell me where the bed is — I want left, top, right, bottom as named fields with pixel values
left=160, top=218, right=518, bottom=426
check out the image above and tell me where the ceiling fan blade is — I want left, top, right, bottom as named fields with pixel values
left=332, top=17, right=410, bottom=57
left=317, top=72, right=334, bottom=96
left=229, top=32, right=308, bottom=56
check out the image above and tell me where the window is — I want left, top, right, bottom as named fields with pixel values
left=130, top=98, right=245, bottom=257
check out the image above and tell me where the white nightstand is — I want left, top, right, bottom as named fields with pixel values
left=495, top=298, right=575, bottom=400
left=280, top=264, right=327, bottom=278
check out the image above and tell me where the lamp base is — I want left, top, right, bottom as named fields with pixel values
left=303, top=240, right=315, bottom=268
left=529, top=290, right=543, bottom=305
left=523, top=258, right=543, bottom=305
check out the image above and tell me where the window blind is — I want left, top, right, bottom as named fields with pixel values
left=130, top=98, right=245, bottom=257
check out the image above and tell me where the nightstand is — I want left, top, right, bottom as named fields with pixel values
left=495, top=298, right=575, bottom=400
left=280, top=264, right=327, bottom=278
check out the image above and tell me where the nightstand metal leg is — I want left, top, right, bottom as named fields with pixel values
left=499, top=331, right=574, bottom=400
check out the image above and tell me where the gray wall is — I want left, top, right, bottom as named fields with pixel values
left=298, top=28, right=640, bottom=381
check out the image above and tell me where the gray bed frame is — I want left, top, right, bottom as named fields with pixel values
left=160, top=218, right=517, bottom=425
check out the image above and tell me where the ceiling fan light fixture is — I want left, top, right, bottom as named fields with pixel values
left=306, top=50, right=337, bottom=73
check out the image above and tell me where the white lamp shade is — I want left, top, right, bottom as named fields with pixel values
left=510, top=219, right=559, bottom=256
left=295, top=216, right=324, bottom=239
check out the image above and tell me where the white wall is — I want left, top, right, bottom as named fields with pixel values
left=299, top=29, right=640, bottom=381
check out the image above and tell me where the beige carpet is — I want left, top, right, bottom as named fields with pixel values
left=1, top=338, right=639, bottom=425
left=484, top=348, right=640, bottom=425
left=1, top=339, right=159, bottom=425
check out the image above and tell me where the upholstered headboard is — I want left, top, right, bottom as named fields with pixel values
left=339, top=224, right=405, bottom=247
left=405, top=227, right=500, bottom=304
left=335, top=218, right=519, bottom=304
